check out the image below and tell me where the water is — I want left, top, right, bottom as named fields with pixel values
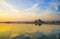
left=0, top=24, right=60, bottom=39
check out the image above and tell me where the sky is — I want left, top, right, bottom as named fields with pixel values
left=0, top=0, right=60, bottom=21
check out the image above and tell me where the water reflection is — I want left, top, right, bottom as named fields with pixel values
left=0, top=24, right=60, bottom=39
left=35, top=23, right=42, bottom=26
left=11, top=32, right=60, bottom=39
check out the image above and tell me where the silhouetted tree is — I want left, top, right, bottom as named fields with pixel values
left=35, top=19, right=42, bottom=26
left=38, top=19, right=42, bottom=22
left=38, top=19, right=42, bottom=26
left=35, top=20, right=38, bottom=25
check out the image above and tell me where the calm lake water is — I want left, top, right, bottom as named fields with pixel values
left=0, top=24, right=60, bottom=39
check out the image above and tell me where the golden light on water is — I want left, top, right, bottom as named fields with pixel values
left=0, top=24, right=58, bottom=38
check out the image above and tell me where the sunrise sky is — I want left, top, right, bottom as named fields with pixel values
left=0, top=0, right=60, bottom=21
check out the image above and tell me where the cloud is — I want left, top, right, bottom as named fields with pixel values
left=0, top=0, right=60, bottom=21
left=24, top=4, right=38, bottom=11
left=0, top=0, right=19, bottom=12
left=49, top=0, right=60, bottom=11
left=0, top=0, right=37, bottom=21
left=0, top=0, right=4, bottom=2
left=36, top=9, right=60, bottom=20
